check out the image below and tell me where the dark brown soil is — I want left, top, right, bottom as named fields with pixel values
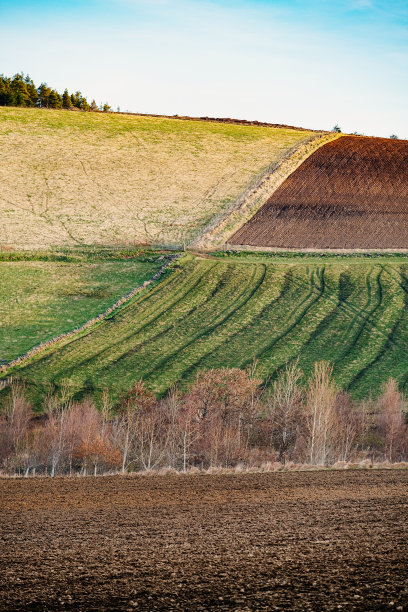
left=1, top=470, right=407, bottom=611
left=230, top=135, right=408, bottom=249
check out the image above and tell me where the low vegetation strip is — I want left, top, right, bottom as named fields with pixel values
left=0, top=107, right=313, bottom=249
left=4, top=254, right=408, bottom=403
left=229, top=135, right=408, bottom=249
left=0, top=254, right=178, bottom=373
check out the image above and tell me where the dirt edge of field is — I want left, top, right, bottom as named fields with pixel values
left=190, top=132, right=342, bottom=250
left=221, top=245, right=408, bottom=254
left=228, top=134, right=408, bottom=250
left=1, top=462, right=407, bottom=480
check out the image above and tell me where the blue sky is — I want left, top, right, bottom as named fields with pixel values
left=0, top=0, right=407, bottom=137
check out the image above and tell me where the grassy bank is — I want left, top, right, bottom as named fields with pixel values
left=3, top=252, right=408, bottom=403
left=0, top=249, right=165, bottom=361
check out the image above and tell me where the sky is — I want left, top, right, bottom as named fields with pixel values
left=0, top=0, right=407, bottom=137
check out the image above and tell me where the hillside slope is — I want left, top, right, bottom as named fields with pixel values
left=0, top=251, right=164, bottom=361
left=229, top=135, right=408, bottom=249
left=0, top=108, right=315, bottom=249
left=4, top=253, right=408, bottom=402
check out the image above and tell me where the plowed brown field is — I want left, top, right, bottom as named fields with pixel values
left=1, top=471, right=408, bottom=611
left=229, top=136, right=408, bottom=249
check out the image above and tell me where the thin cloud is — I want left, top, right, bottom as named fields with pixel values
left=350, top=0, right=373, bottom=8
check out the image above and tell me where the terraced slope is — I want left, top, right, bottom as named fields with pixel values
left=4, top=254, right=408, bottom=402
left=229, top=135, right=408, bottom=249
left=0, top=108, right=314, bottom=249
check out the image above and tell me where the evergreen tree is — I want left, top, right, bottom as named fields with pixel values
left=11, top=73, right=31, bottom=107
left=0, top=75, right=12, bottom=106
left=71, top=91, right=82, bottom=108
left=81, top=97, right=90, bottom=111
left=0, top=72, right=111, bottom=112
left=37, top=83, right=51, bottom=108
left=25, top=74, right=38, bottom=106
left=62, top=89, right=72, bottom=109
left=48, top=89, right=63, bottom=109
left=25, top=75, right=38, bottom=106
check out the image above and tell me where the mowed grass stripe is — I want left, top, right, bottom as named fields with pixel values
left=293, top=266, right=406, bottom=386
left=190, top=265, right=322, bottom=374
left=346, top=266, right=408, bottom=395
left=249, top=267, right=343, bottom=379
left=141, top=263, right=269, bottom=392
left=112, top=264, right=260, bottom=373
left=74, top=261, right=226, bottom=373
left=244, top=266, right=328, bottom=366
left=164, top=264, right=290, bottom=390
left=351, top=308, right=408, bottom=397
left=19, top=260, right=221, bottom=389
left=334, top=267, right=405, bottom=387
left=290, top=267, right=376, bottom=378
left=347, top=306, right=408, bottom=398
left=6, top=255, right=408, bottom=402
left=278, top=265, right=406, bottom=355
left=95, top=262, right=255, bottom=393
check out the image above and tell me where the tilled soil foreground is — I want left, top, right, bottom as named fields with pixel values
left=1, top=470, right=407, bottom=611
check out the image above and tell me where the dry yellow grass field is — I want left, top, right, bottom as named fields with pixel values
left=0, top=108, right=315, bottom=249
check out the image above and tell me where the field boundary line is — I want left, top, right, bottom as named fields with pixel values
left=220, top=246, right=408, bottom=254
left=0, top=254, right=182, bottom=379
left=189, top=132, right=342, bottom=250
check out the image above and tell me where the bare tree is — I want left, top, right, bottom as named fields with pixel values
left=264, top=362, right=304, bottom=463
left=42, top=394, right=68, bottom=477
left=1, top=366, right=407, bottom=475
left=184, top=368, right=261, bottom=467
left=136, top=401, right=168, bottom=470
left=161, top=387, right=200, bottom=471
left=376, top=379, right=408, bottom=462
left=113, top=381, right=156, bottom=472
left=305, top=362, right=338, bottom=465
left=333, top=391, right=362, bottom=462
left=0, top=382, right=33, bottom=473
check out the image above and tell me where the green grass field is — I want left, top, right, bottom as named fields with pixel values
left=3, top=252, right=408, bottom=404
left=0, top=250, right=164, bottom=362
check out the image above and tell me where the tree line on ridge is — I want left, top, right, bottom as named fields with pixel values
left=0, top=72, right=111, bottom=112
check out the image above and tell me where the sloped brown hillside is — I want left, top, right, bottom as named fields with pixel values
left=229, top=135, right=408, bottom=249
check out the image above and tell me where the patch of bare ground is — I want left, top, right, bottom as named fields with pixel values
left=229, top=135, right=408, bottom=249
left=1, top=471, right=407, bottom=610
